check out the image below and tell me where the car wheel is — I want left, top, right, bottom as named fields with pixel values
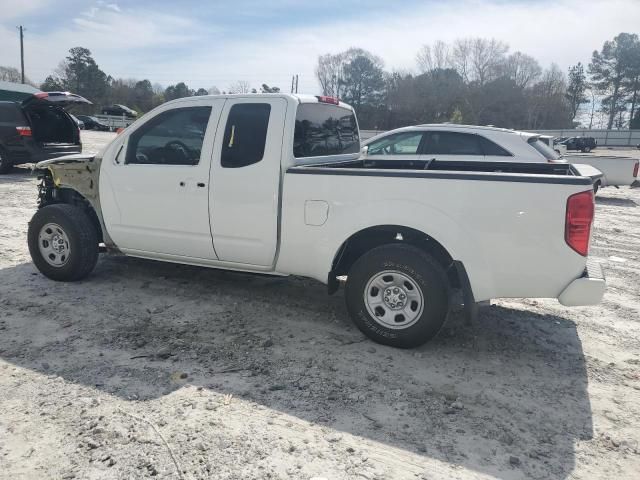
left=593, top=181, right=600, bottom=194
left=0, top=148, right=13, bottom=174
left=582, top=146, right=591, bottom=153
left=28, top=204, right=99, bottom=281
left=345, top=244, right=450, bottom=348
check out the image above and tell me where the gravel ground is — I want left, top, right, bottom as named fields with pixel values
left=0, top=132, right=638, bottom=480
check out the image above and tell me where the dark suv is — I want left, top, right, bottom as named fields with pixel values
left=561, top=136, right=598, bottom=153
left=101, top=104, right=137, bottom=118
left=0, top=83, right=91, bottom=173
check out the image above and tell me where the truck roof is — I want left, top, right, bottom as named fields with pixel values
left=160, top=93, right=355, bottom=111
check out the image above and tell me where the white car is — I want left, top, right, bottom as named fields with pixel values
left=362, top=124, right=562, bottom=163
left=28, top=95, right=605, bottom=348
left=363, top=125, right=638, bottom=190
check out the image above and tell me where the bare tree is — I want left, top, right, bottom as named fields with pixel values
left=416, top=40, right=450, bottom=73
left=228, top=80, right=252, bottom=94
left=208, top=86, right=221, bottom=95
left=503, top=52, right=542, bottom=88
left=316, top=53, right=344, bottom=96
left=470, top=38, right=509, bottom=85
left=451, top=38, right=473, bottom=82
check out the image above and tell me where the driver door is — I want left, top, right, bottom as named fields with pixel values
left=100, top=100, right=224, bottom=259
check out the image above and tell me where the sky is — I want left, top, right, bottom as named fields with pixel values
left=1, top=0, right=639, bottom=93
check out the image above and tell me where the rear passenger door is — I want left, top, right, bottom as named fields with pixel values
left=422, top=131, right=484, bottom=162
left=209, top=97, right=287, bottom=266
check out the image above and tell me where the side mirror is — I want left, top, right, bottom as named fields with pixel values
left=360, top=145, right=368, bottom=157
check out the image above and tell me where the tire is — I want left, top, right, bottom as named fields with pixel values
left=28, top=204, right=99, bottom=281
left=0, top=148, right=13, bottom=174
left=582, top=146, right=591, bottom=153
left=593, top=181, right=600, bottom=195
left=345, top=244, right=450, bottom=348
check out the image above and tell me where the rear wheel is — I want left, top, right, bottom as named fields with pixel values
left=0, top=149, right=13, bottom=174
left=345, top=244, right=450, bottom=348
left=582, top=146, right=591, bottom=153
left=28, top=204, right=99, bottom=281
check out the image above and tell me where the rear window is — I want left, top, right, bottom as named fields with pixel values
left=0, top=103, right=26, bottom=123
left=528, top=137, right=560, bottom=161
left=294, top=103, right=359, bottom=158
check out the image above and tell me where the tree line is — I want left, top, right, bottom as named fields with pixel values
left=2, top=33, right=639, bottom=130
left=316, top=33, right=640, bottom=130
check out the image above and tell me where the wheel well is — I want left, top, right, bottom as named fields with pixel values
left=37, top=171, right=103, bottom=242
left=329, top=225, right=457, bottom=293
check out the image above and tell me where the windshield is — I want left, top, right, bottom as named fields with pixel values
left=528, top=136, right=560, bottom=161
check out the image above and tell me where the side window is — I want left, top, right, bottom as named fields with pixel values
left=423, top=132, right=483, bottom=155
left=126, top=106, right=211, bottom=165
left=478, top=136, right=512, bottom=156
left=221, top=103, right=271, bottom=168
left=367, top=132, right=424, bottom=156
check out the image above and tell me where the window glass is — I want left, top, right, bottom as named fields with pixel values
left=294, top=104, right=359, bottom=158
left=528, top=136, right=560, bottom=161
left=478, top=136, right=512, bottom=156
left=424, top=132, right=483, bottom=155
left=126, top=106, right=211, bottom=165
left=367, top=132, right=424, bottom=156
left=221, top=103, right=271, bottom=168
left=0, top=104, right=25, bottom=123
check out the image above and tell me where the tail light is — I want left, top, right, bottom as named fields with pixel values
left=633, top=161, right=639, bottom=178
left=16, top=126, right=32, bottom=137
left=565, top=190, right=594, bottom=256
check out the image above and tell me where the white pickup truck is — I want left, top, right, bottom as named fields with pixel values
left=28, top=94, right=605, bottom=348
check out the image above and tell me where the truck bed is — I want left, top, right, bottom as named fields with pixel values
left=288, top=159, right=594, bottom=185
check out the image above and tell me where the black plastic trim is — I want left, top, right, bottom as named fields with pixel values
left=286, top=166, right=593, bottom=185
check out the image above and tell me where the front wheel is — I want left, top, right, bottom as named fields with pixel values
left=28, top=204, right=99, bottom=281
left=345, top=244, right=450, bottom=348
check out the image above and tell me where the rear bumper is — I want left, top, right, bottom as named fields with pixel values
left=558, top=259, right=606, bottom=306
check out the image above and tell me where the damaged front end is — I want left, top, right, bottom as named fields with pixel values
left=33, top=154, right=116, bottom=250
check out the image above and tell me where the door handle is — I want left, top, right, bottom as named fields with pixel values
left=197, top=182, right=206, bottom=188
left=179, top=181, right=185, bottom=187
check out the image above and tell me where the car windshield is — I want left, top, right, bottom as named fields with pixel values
left=528, top=136, right=561, bottom=160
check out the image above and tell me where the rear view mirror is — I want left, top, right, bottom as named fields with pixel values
left=361, top=145, right=369, bottom=157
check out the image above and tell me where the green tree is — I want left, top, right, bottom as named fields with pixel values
left=566, top=63, right=589, bottom=123
left=40, top=75, right=64, bottom=91
left=194, top=88, right=209, bottom=96
left=341, top=54, right=385, bottom=113
left=61, top=47, right=109, bottom=104
left=133, top=80, right=154, bottom=111
left=589, top=33, right=640, bottom=129
left=164, top=82, right=193, bottom=100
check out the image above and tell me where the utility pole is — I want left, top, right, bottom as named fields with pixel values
left=291, top=75, right=295, bottom=94
left=295, top=74, right=299, bottom=94
left=18, top=25, right=25, bottom=83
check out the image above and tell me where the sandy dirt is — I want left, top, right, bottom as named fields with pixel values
left=0, top=132, right=638, bottom=479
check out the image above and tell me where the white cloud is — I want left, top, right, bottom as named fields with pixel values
left=0, top=0, right=50, bottom=20
left=1, top=0, right=639, bottom=93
